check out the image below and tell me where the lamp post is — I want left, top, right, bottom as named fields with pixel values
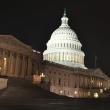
left=40, top=73, right=45, bottom=83
left=88, top=75, right=94, bottom=97
left=94, top=92, right=99, bottom=98
left=40, top=73, right=45, bottom=78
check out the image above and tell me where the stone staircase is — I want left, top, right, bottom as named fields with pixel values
left=0, top=77, right=67, bottom=101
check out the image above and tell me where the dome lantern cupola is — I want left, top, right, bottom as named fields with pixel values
left=60, top=9, right=69, bottom=28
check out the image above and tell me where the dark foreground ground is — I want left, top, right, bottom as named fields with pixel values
left=0, top=77, right=110, bottom=110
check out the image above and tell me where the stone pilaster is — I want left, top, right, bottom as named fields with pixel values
left=12, top=53, right=16, bottom=76
left=10, top=53, right=12, bottom=75
left=21, top=56, right=25, bottom=78
left=27, top=57, right=32, bottom=79
left=1, top=50, right=4, bottom=76
left=7, top=51, right=11, bottom=76
left=24, top=57, right=28, bottom=79
left=18, top=55, right=22, bottom=77
left=15, top=54, right=20, bottom=77
left=9, top=52, right=16, bottom=76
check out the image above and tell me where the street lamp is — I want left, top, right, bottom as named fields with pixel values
left=40, top=73, right=45, bottom=84
left=74, top=90, right=78, bottom=95
left=4, top=58, right=7, bottom=61
left=94, top=92, right=99, bottom=98
left=40, top=73, right=45, bottom=78
left=60, top=90, right=63, bottom=94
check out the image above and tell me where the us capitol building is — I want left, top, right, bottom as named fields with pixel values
left=40, top=10, right=110, bottom=98
left=0, top=10, right=110, bottom=98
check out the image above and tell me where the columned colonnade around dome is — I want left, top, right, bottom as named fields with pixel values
left=47, top=42, right=81, bottom=50
left=43, top=52, right=84, bottom=64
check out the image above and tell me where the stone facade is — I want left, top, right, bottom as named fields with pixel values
left=40, top=10, right=110, bottom=98
left=0, top=35, right=42, bottom=80
left=39, top=61, right=110, bottom=98
left=0, top=35, right=109, bottom=98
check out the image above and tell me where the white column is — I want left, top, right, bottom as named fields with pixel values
left=49, top=53, right=51, bottom=61
left=81, top=56, right=82, bottom=64
left=82, top=56, right=84, bottom=64
left=21, top=56, right=25, bottom=78
left=2, top=51, right=7, bottom=76
left=12, top=54, right=16, bottom=76
left=74, top=53, right=76, bottom=63
left=10, top=52, right=14, bottom=76
left=27, top=57, right=32, bottom=79
left=62, top=52, right=64, bottom=61
left=59, top=53, right=60, bottom=61
left=24, top=57, right=28, bottom=78
left=7, top=52, right=11, bottom=76
left=15, top=54, right=20, bottom=77
left=9, top=52, right=15, bottom=76
left=79, top=55, right=81, bottom=64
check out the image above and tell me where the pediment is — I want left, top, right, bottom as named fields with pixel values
left=94, top=68, right=103, bottom=74
left=94, top=68, right=108, bottom=78
left=0, top=35, right=32, bottom=53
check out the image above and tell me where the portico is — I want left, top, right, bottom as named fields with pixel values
left=0, top=35, right=41, bottom=79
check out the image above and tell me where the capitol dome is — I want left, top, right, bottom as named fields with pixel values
left=43, top=9, right=87, bottom=69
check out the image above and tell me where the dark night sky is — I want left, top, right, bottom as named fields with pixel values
left=0, top=0, right=110, bottom=75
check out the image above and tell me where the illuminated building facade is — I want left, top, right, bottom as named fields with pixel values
left=0, top=35, right=41, bottom=79
left=41, top=61, right=110, bottom=98
left=0, top=10, right=109, bottom=98
left=41, top=10, right=110, bottom=98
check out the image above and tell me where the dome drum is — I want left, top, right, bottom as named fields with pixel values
left=43, top=51, right=85, bottom=68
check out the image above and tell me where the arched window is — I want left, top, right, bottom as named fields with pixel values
left=62, top=52, right=64, bottom=61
